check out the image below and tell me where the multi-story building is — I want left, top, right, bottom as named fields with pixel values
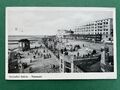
left=57, top=18, right=113, bottom=42
left=57, top=29, right=74, bottom=42
left=73, top=18, right=113, bottom=42
left=57, top=29, right=74, bottom=37
left=74, top=18, right=113, bottom=36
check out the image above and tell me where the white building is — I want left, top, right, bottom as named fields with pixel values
left=74, top=18, right=113, bottom=36
left=57, top=29, right=74, bottom=42
left=57, top=29, right=73, bottom=37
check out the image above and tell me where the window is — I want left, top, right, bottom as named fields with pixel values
left=61, top=59, right=63, bottom=63
left=106, top=22, right=108, bottom=24
left=61, top=64, right=63, bottom=68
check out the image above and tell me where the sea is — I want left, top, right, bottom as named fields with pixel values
left=8, top=35, right=43, bottom=50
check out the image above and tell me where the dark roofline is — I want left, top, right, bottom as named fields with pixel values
left=19, top=39, right=30, bottom=42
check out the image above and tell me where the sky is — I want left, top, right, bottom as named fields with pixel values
left=6, top=7, right=114, bottom=35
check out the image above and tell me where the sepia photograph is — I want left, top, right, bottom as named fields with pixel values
left=6, top=7, right=116, bottom=80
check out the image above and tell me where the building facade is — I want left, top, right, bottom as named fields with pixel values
left=74, top=18, right=113, bottom=36
left=57, top=18, right=113, bottom=42
left=57, top=29, right=74, bottom=38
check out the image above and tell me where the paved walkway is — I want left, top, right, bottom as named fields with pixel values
left=21, top=43, right=60, bottom=73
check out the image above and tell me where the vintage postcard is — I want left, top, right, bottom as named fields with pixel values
left=6, top=7, right=117, bottom=80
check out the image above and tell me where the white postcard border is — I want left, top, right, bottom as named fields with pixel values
left=5, top=7, right=117, bottom=80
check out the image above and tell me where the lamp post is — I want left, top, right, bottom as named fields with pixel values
left=100, top=43, right=109, bottom=72
left=71, top=55, right=74, bottom=73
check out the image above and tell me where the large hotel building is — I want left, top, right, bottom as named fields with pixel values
left=74, top=18, right=113, bottom=36
left=57, top=18, right=113, bottom=42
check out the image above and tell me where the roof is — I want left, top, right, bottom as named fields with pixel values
left=19, top=39, right=30, bottom=42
